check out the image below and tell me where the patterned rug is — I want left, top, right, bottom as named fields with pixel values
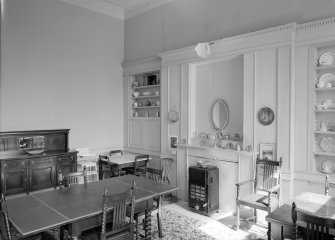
left=138, top=207, right=216, bottom=240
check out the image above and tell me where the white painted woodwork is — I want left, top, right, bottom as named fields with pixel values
left=142, top=118, right=161, bottom=151
left=123, top=16, right=335, bottom=201
left=129, top=118, right=142, bottom=149
left=177, top=144, right=257, bottom=213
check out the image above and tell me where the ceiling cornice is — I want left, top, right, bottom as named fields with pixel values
left=57, top=0, right=174, bottom=20
left=125, top=0, right=174, bottom=20
left=58, top=0, right=124, bottom=20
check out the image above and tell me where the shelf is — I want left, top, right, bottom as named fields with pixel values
left=315, top=87, right=335, bottom=91
left=314, top=151, right=335, bottom=157
left=130, top=117, right=160, bottom=119
left=131, top=106, right=160, bottom=109
left=131, top=84, right=160, bottom=90
left=315, top=130, right=335, bottom=134
left=314, top=109, right=335, bottom=113
left=315, top=65, right=335, bottom=71
left=131, top=95, right=160, bottom=99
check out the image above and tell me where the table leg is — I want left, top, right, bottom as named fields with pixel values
left=144, top=209, right=152, bottom=240
left=267, top=222, right=271, bottom=240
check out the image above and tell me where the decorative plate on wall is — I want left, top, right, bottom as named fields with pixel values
left=321, top=159, right=335, bottom=173
left=168, top=110, right=179, bottom=123
left=317, top=73, right=335, bottom=88
left=257, top=107, right=275, bottom=126
left=319, top=52, right=335, bottom=66
left=320, top=136, right=335, bottom=152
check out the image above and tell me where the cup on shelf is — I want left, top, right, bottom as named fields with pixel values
left=327, top=82, right=333, bottom=88
left=133, top=102, right=138, bottom=107
left=316, top=104, right=324, bottom=110
left=133, top=91, right=140, bottom=97
left=133, top=112, right=138, bottom=117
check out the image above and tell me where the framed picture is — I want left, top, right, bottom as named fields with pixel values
left=259, top=143, right=275, bottom=160
left=170, top=136, right=178, bottom=149
left=257, top=107, right=275, bottom=126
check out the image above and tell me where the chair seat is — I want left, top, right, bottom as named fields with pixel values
left=237, top=193, right=279, bottom=212
left=81, top=228, right=131, bottom=240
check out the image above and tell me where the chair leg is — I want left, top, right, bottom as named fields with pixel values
left=135, top=215, right=139, bottom=240
left=157, top=211, right=162, bottom=238
left=254, top=208, right=257, bottom=223
left=236, top=204, right=240, bottom=230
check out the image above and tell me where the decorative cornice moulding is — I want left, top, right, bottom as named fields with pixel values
left=57, top=0, right=124, bottom=20
left=57, top=0, right=175, bottom=20
left=125, top=0, right=174, bottom=20
left=298, top=16, right=335, bottom=30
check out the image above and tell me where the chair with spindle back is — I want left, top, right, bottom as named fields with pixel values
left=80, top=182, right=136, bottom=240
left=109, top=150, right=126, bottom=176
left=0, top=194, right=57, bottom=240
left=134, top=167, right=164, bottom=239
left=292, top=201, right=335, bottom=240
left=235, top=157, right=282, bottom=230
left=325, top=174, right=335, bottom=196
left=161, top=158, right=173, bottom=185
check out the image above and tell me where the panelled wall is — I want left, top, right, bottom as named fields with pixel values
left=123, top=17, right=335, bottom=201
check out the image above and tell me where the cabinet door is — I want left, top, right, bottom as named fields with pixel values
left=29, top=157, right=56, bottom=192
left=2, top=160, right=27, bottom=195
left=129, top=118, right=142, bottom=149
left=142, top=118, right=161, bottom=152
left=57, top=154, right=76, bottom=175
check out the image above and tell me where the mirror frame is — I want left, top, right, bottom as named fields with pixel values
left=211, top=99, right=229, bottom=130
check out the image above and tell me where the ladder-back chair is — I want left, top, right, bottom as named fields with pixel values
left=235, top=157, right=282, bottom=230
left=58, top=166, right=87, bottom=188
left=134, top=167, right=164, bottom=239
left=124, top=155, right=149, bottom=177
left=99, top=155, right=113, bottom=180
left=292, top=201, right=335, bottom=240
left=80, top=182, right=136, bottom=240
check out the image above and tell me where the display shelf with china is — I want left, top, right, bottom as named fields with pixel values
left=313, top=44, right=335, bottom=174
left=129, top=70, right=161, bottom=118
left=124, top=66, right=161, bottom=154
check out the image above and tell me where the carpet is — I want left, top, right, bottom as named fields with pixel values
left=138, top=207, right=216, bottom=240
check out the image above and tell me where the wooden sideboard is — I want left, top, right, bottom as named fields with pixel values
left=0, top=129, right=77, bottom=195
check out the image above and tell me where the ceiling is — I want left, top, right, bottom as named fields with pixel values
left=59, top=0, right=173, bottom=20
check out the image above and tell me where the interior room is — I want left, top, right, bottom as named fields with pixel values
left=1, top=0, right=335, bottom=240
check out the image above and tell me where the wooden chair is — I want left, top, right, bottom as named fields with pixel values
left=98, top=155, right=113, bottom=180
left=0, top=194, right=56, bottom=240
left=58, top=166, right=87, bottom=187
left=109, top=150, right=123, bottom=156
left=235, top=157, right=282, bottom=230
left=292, top=201, right=335, bottom=240
left=161, top=158, right=173, bottom=185
left=325, top=174, right=335, bottom=196
left=124, top=155, right=149, bottom=177
left=134, top=167, right=163, bottom=239
left=80, top=182, right=136, bottom=240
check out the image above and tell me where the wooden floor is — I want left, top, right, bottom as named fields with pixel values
left=163, top=198, right=268, bottom=240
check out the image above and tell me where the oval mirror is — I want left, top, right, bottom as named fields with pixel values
left=211, top=99, right=229, bottom=130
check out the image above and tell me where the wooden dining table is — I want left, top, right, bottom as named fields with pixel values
left=106, top=152, right=151, bottom=176
left=6, top=175, right=178, bottom=240
left=266, top=192, right=335, bottom=240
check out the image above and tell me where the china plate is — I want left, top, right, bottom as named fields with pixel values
left=26, top=149, right=44, bottom=155
left=319, top=52, right=335, bottom=66
left=323, top=99, right=335, bottom=110
left=321, top=160, right=335, bottom=173
left=320, top=136, right=335, bottom=152
left=317, top=73, right=335, bottom=88
left=320, top=118, right=335, bottom=131
left=142, top=91, right=152, bottom=96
